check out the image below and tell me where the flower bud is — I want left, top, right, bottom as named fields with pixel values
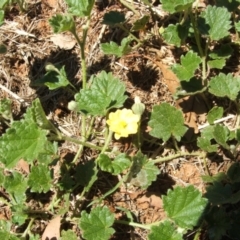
left=132, top=96, right=145, bottom=116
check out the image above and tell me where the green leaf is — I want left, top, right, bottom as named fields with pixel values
left=32, top=65, right=70, bottom=90
left=149, top=220, right=183, bottom=240
left=101, top=37, right=131, bottom=57
left=207, top=107, right=223, bottom=124
left=65, top=0, right=94, bottom=17
left=200, top=6, right=231, bottom=41
left=227, top=162, right=240, bottom=183
left=79, top=206, right=115, bottom=240
left=0, top=98, right=12, bottom=120
left=3, top=171, right=27, bottom=204
left=235, top=21, right=240, bottom=32
left=0, top=168, right=4, bottom=185
left=0, top=1, right=8, bottom=9
left=98, top=153, right=131, bottom=175
left=212, top=124, right=230, bottom=149
left=176, top=77, right=204, bottom=97
left=74, top=160, right=98, bottom=192
left=216, top=0, right=240, bottom=12
left=49, top=14, right=75, bottom=33
left=197, top=125, right=219, bottom=152
left=163, top=185, right=208, bottom=229
left=0, top=11, right=4, bottom=26
left=228, top=210, right=240, bottom=240
left=102, top=11, right=125, bottom=26
left=162, top=24, right=185, bottom=47
left=172, top=51, right=201, bottom=81
left=128, top=152, right=159, bottom=189
left=0, top=43, right=7, bottom=54
left=208, top=59, right=226, bottom=69
left=209, top=73, right=240, bottom=100
left=205, top=206, right=231, bottom=240
left=209, top=44, right=233, bottom=60
left=131, top=15, right=149, bottom=32
left=197, top=126, right=218, bottom=152
left=161, top=0, right=194, bottom=13
left=61, top=230, right=77, bottom=240
left=201, top=172, right=227, bottom=183
left=0, top=231, right=19, bottom=240
left=0, top=220, right=19, bottom=240
left=0, top=121, right=48, bottom=168
left=28, top=164, right=52, bottom=193
left=73, top=71, right=127, bottom=116
left=11, top=204, right=28, bottom=225
left=24, top=98, right=57, bottom=131
left=37, top=141, right=59, bottom=165
left=148, top=103, right=187, bottom=141
left=205, top=182, right=236, bottom=205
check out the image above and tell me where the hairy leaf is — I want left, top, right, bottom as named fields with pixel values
left=161, top=0, right=194, bottom=13
left=209, top=44, right=233, bottom=60
left=11, top=204, right=28, bottom=225
left=148, top=103, right=187, bottom=141
left=0, top=121, right=48, bottom=168
left=216, top=0, right=240, bottom=11
left=24, top=98, right=56, bottom=131
left=172, top=51, right=201, bottom=81
left=205, top=182, right=233, bottom=205
left=79, top=206, right=115, bottom=240
left=74, top=160, right=98, bottom=193
left=49, top=14, right=75, bottom=33
left=0, top=98, right=12, bottom=120
left=3, top=171, right=27, bottom=204
left=213, top=124, right=230, bottom=149
left=65, top=0, right=94, bottom=17
left=0, top=43, right=7, bottom=53
left=200, top=6, right=231, bottom=41
left=74, top=71, right=127, bottom=115
left=227, top=162, right=240, bottom=183
left=162, top=24, right=188, bottom=47
left=197, top=126, right=218, bottom=152
left=207, top=107, right=223, bottom=124
left=98, top=153, right=131, bottom=175
left=131, top=15, right=149, bottom=31
left=28, top=164, right=52, bottom=193
left=209, top=73, right=240, bottom=100
left=163, top=185, right=208, bottom=229
left=128, top=152, right=159, bottom=189
left=149, top=220, right=183, bottom=240
left=32, top=65, right=70, bottom=90
left=61, top=230, right=77, bottom=240
left=208, top=59, right=225, bottom=69
left=101, top=37, right=131, bottom=57
left=205, top=206, right=231, bottom=240
left=102, top=11, right=125, bottom=25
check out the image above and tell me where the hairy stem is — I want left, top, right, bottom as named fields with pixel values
left=152, top=151, right=206, bottom=164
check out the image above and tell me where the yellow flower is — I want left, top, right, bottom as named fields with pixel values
left=106, top=108, right=140, bottom=140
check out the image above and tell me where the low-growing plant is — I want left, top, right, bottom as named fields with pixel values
left=1, top=0, right=240, bottom=239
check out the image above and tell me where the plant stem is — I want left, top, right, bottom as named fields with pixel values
left=115, top=220, right=151, bottom=230
left=88, top=169, right=127, bottom=207
left=152, top=151, right=206, bottom=164
left=119, top=0, right=139, bottom=16
left=71, top=18, right=91, bottom=161
left=61, top=135, right=102, bottom=151
left=189, top=11, right=204, bottom=58
left=79, top=130, right=113, bottom=205
left=117, top=24, right=142, bottom=44
left=171, top=135, right=180, bottom=152
left=22, top=218, right=34, bottom=238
